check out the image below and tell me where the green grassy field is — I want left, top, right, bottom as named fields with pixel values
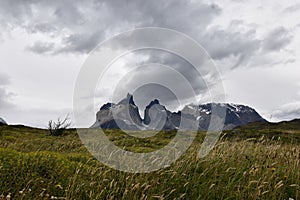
left=0, top=123, right=300, bottom=199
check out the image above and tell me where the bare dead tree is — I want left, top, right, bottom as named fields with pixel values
left=48, top=115, right=72, bottom=136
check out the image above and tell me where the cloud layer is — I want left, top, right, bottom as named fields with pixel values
left=0, top=0, right=294, bottom=66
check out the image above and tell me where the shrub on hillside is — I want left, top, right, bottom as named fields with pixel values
left=48, top=115, right=71, bottom=136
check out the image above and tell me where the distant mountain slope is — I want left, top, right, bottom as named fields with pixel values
left=224, top=118, right=300, bottom=144
left=0, top=118, right=7, bottom=126
left=180, top=103, right=266, bottom=130
left=232, top=118, right=300, bottom=131
left=92, top=94, right=267, bottom=131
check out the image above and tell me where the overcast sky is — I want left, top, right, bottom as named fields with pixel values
left=0, top=0, right=300, bottom=127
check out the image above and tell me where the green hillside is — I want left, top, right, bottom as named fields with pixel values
left=225, top=119, right=300, bottom=144
left=0, top=123, right=299, bottom=199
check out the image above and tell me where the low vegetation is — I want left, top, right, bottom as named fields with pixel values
left=47, top=116, right=72, bottom=136
left=0, top=123, right=299, bottom=199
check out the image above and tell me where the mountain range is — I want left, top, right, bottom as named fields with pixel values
left=91, top=94, right=266, bottom=130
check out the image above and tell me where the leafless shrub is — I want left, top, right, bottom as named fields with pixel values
left=48, top=115, right=72, bottom=136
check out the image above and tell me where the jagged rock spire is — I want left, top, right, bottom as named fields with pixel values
left=118, top=93, right=135, bottom=105
left=145, top=99, right=160, bottom=108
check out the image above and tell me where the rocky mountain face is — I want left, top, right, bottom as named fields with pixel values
left=0, top=118, right=7, bottom=126
left=91, top=94, right=143, bottom=130
left=92, top=94, right=266, bottom=130
left=180, top=103, right=266, bottom=130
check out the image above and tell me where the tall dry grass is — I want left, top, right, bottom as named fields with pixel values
left=0, top=126, right=299, bottom=199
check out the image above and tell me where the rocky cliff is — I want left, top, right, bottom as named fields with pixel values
left=92, top=94, right=266, bottom=131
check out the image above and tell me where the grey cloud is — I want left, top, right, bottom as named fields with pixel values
left=262, top=27, right=293, bottom=52
left=0, top=0, right=220, bottom=54
left=57, top=31, right=105, bottom=54
left=0, top=73, right=10, bottom=85
left=268, top=58, right=296, bottom=66
left=283, top=3, right=300, bottom=13
left=26, top=41, right=55, bottom=54
left=103, top=0, right=221, bottom=31
left=56, top=0, right=221, bottom=54
left=201, top=26, right=261, bottom=68
left=0, top=87, right=14, bottom=110
left=0, top=0, right=294, bottom=69
left=29, top=23, right=58, bottom=34
left=136, top=50, right=210, bottom=89
left=273, top=102, right=300, bottom=121
left=0, top=73, right=14, bottom=110
left=230, top=0, right=247, bottom=2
